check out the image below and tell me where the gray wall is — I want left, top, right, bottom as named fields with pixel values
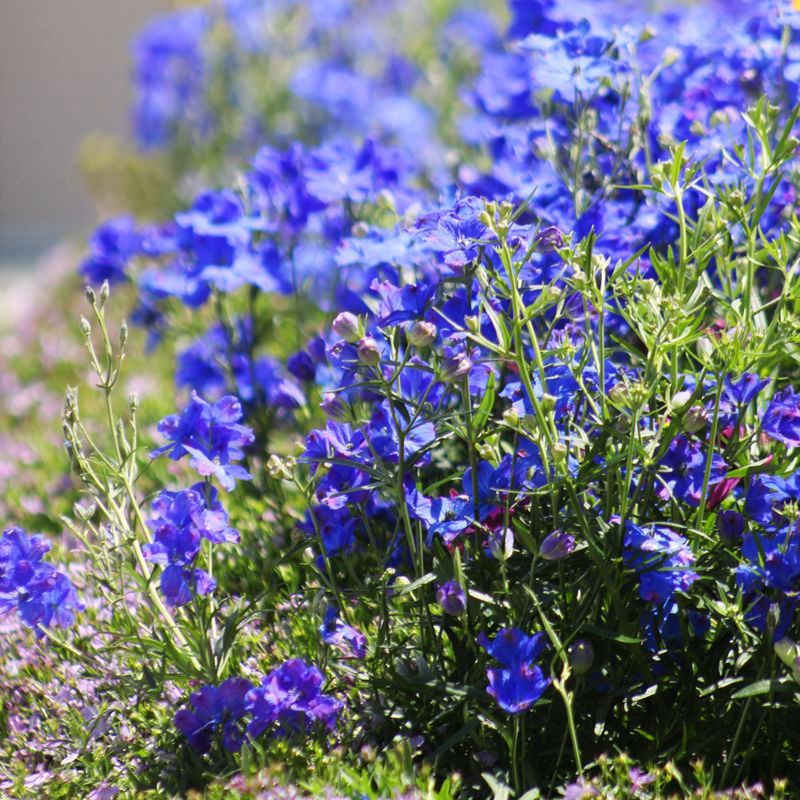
left=0, top=0, right=166, bottom=261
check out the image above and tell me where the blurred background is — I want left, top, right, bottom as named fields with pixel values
left=0, top=1, right=164, bottom=274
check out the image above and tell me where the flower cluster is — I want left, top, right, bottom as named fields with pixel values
left=0, top=529, right=81, bottom=636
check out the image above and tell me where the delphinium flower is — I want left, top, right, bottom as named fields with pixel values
left=761, top=387, right=800, bottom=448
left=736, top=525, right=800, bottom=638
left=319, top=608, right=367, bottom=659
left=142, top=486, right=239, bottom=606
left=477, top=627, right=550, bottom=714
left=151, top=393, right=255, bottom=491
left=245, top=660, right=343, bottom=738
left=622, top=521, right=699, bottom=603
left=79, top=216, right=141, bottom=286
left=656, top=435, right=728, bottom=507
left=132, top=7, right=211, bottom=150
left=0, top=528, right=82, bottom=635
left=174, top=677, right=253, bottom=753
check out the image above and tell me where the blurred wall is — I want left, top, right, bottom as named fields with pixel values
left=0, top=0, right=165, bottom=260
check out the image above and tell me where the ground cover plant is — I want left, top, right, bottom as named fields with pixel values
left=4, top=0, right=800, bottom=797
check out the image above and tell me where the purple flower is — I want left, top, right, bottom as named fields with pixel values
left=0, top=528, right=82, bottom=635
left=436, top=580, right=467, bottom=616
left=319, top=608, right=367, bottom=658
left=762, top=387, right=800, bottom=447
left=245, top=660, right=343, bottom=738
left=151, top=393, right=255, bottom=491
left=174, top=677, right=252, bottom=753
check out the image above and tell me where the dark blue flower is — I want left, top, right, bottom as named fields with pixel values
left=762, top=387, right=800, bottom=447
left=319, top=607, right=367, bottom=658
left=0, top=528, right=82, bottom=635
left=245, top=659, right=343, bottom=738
left=79, top=216, right=141, bottom=285
left=622, top=521, right=699, bottom=603
left=174, top=677, right=253, bottom=753
left=656, top=435, right=727, bottom=507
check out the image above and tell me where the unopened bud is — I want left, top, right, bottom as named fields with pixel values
left=357, top=337, right=381, bottom=367
left=332, top=312, right=360, bottom=343
left=440, top=352, right=472, bottom=383
left=128, top=392, right=140, bottom=412
left=568, top=639, right=594, bottom=674
left=80, top=316, right=91, bottom=336
left=320, top=392, right=349, bottom=421
left=539, top=530, right=575, bottom=560
left=408, top=320, right=436, bottom=348
left=684, top=406, right=709, bottom=433
left=119, top=321, right=128, bottom=349
left=85, top=285, right=96, bottom=306
left=99, top=280, right=110, bottom=305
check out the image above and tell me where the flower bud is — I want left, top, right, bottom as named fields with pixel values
left=332, top=312, right=361, bottom=343
left=440, top=352, right=472, bottom=383
left=684, top=405, right=708, bottom=433
left=357, top=337, right=381, bottom=367
left=568, top=639, right=594, bottom=675
left=79, top=316, right=91, bottom=337
left=85, top=285, right=96, bottom=306
left=717, top=510, right=744, bottom=546
left=670, top=390, right=693, bottom=412
left=408, top=320, right=436, bottom=348
left=539, top=530, right=575, bottom=560
left=541, top=393, right=557, bottom=413
left=119, top=320, right=128, bottom=350
left=774, top=637, right=800, bottom=669
left=535, top=226, right=564, bottom=253
left=436, top=580, right=467, bottom=616
left=320, top=392, right=349, bottom=421
left=99, top=280, right=110, bottom=305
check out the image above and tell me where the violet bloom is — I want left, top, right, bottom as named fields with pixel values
left=436, top=580, right=467, bottom=616
left=245, top=659, right=343, bottom=738
left=174, top=677, right=252, bottom=753
left=319, top=608, right=367, bottom=658
left=151, top=393, right=255, bottom=491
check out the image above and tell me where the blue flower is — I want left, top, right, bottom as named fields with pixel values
left=245, top=660, right=343, bottom=738
left=762, top=387, right=800, bottom=447
left=151, top=394, right=255, bottom=491
left=133, top=8, right=210, bottom=149
left=319, top=607, right=367, bottom=658
left=656, top=436, right=727, bottom=507
left=478, top=628, right=550, bottom=714
left=79, top=216, right=140, bottom=286
left=485, top=663, right=551, bottom=714
left=174, top=677, right=253, bottom=753
left=143, top=486, right=237, bottom=606
left=622, top=521, right=699, bottom=603
left=0, top=528, right=82, bottom=635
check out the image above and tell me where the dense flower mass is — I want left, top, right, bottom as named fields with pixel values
left=9, top=0, right=800, bottom=796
